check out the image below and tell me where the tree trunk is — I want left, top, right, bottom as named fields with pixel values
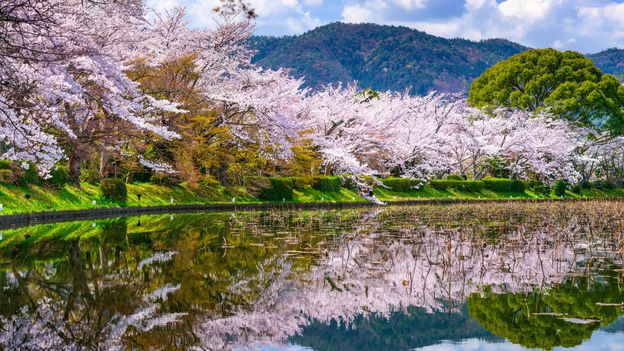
left=69, top=147, right=84, bottom=188
left=99, top=148, right=108, bottom=178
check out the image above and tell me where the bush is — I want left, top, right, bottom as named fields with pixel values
left=100, top=178, right=128, bottom=203
left=588, top=180, right=615, bottom=190
left=244, top=176, right=272, bottom=197
left=381, top=177, right=424, bottom=192
left=150, top=173, right=179, bottom=186
left=571, top=183, right=583, bottom=194
left=46, top=165, right=69, bottom=188
left=132, top=171, right=152, bottom=183
left=199, top=174, right=220, bottom=188
left=0, top=170, right=13, bottom=183
left=527, top=180, right=551, bottom=195
left=0, top=160, right=11, bottom=170
left=263, top=177, right=294, bottom=201
left=554, top=180, right=568, bottom=197
left=13, top=162, right=39, bottom=185
left=340, top=175, right=359, bottom=190
left=312, top=176, right=342, bottom=192
left=445, top=174, right=466, bottom=180
left=284, top=177, right=309, bottom=190
left=80, top=169, right=101, bottom=184
left=482, top=177, right=525, bottom=192
left=428, top=180, right=484, bottom=192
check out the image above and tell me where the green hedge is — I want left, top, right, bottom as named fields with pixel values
left=554, top=180, right=568, bottom=197
left=428, top=180, right=484, bottom=192
left=381, top=177, right=424, bottom=192
left=46, top=165, right=69, bottom=188
left=445, top=174, right=466, bottom=180
left=528, top=180, right=551, bottom=195
left=482, top=177, right=525, bottom=192
left=585, top=180, right=615, bottom=190
left=285, top=177, right=309, bottom=190
left=244, top=176, right=294, bottom=201
left=264, top=177, right=294, bottom=201
left=312, top=176, right=341, bottom=192
left=100, top=178, right=128, bottom=203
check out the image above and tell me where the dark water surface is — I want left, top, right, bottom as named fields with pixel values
left=1, top=202, right=624, bottom=350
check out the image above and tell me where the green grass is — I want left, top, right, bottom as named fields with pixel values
left=2, top=181, right=624, bottom=215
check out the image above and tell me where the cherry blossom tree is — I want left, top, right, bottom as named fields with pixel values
left=0, top=0, right=180, bottom=183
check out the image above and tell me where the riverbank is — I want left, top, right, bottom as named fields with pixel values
left=1, top=181, right=624, bottom=217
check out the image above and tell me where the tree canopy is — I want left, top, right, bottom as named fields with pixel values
left=468, top=48, right=624, bottom=133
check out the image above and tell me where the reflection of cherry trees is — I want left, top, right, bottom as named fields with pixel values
left=195, top=206, right=624, bottom=350
left=0, top=237, right=188, bottom=350
left=1, top=203, right=624, bottom=350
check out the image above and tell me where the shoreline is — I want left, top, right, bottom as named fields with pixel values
left=2, top=197, right=619, bottom=230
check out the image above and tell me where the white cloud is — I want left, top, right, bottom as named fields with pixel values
left=394, top=0, right=427, bottom=10
left=304, top=0, right=323, bottom=5
left=286, top=11, right=324, bottom=33
left=498, top=0, right=561, bottom=23
left=342, top=5, right=375, bottom=23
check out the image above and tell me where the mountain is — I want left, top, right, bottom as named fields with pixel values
left=249, top=22, right=528, bottom=95
left=249, top=22, right=624, bottom=94
left=587, top=48, right=624, bottom=80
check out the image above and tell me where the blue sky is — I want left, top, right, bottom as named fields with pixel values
left=146, top=0, right=624, bottom=53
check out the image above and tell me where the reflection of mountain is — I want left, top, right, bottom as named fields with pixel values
left=290, top=305, right=499, bottom=351
left=602, top=317, right=624, bottom=333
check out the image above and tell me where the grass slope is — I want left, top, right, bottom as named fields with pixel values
left=1, top=182, right=624, bottom=215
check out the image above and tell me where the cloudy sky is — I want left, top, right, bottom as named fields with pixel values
left=146, top=0, right=624, bottom=53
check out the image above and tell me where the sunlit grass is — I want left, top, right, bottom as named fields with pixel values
left=1, top=181, right=624, bottom=215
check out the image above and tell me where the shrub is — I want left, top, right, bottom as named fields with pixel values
left=150, top=173, right=179, bottom=186
left=132, top=171, right=152, bottom=183
left=263, top=177, right=294, bottom=201
left=482, top=177, right=525, bottom=192
left=340, top=175, right=359, bottom=190
left=428, top=180, right=484, bottom=192
left=199, top=174, right=220, bottom=188
left=570, top=183, right=583, bottom=194
left=13, top=162, right=39, bottom=185
left=527, top=180, right=551, bottom=195
left=0, top=160, right=11, bottom=170
left=0, top=170, right=13, bottom=183
left=46, top=165, right=69, bottom=188
left=445, top=174, right=466, bottom=180
left=381, top=177, right=424, bottom=192
left=244, top=176, right=272, bottom=197
left=284, top=177, right=309, bottom=190
left=589, top=180, right=615, bottom=190
left=100, top=178, right=128, bottom=203
left=554, top=180, right=568, bottom=197
left=312, top=176, right=342, bottom=192
left=80, top=169, right=101, bottom=184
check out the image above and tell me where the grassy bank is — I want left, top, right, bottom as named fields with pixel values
left=1, top=180, right=624, bottom=215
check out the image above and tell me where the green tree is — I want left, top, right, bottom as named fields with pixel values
left=468, top=48, right=624, bottom=133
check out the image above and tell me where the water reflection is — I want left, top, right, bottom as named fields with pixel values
left=1, top=202, right=624, bottom=350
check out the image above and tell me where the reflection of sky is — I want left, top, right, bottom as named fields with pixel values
left=236, top=344, right=312, bottom=351
left=235, top=331, right=624, bottom=351
left=414, top=332, right=624, bottom=351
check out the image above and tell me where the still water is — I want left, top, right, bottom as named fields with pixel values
left=1, top=202, right=624, bottom=350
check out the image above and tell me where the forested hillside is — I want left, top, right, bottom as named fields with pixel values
left=588, top=48, right=624, bottom=80
left=250, top=22, right=624, bottom=94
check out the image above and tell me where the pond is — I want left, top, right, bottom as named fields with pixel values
left=1, top=202, right=624, bottom=350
